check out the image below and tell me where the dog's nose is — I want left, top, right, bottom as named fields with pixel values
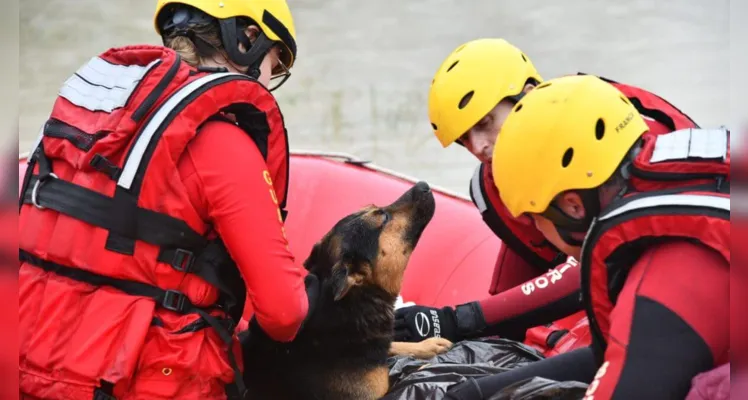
left=414, top=181, right=431, bottom=193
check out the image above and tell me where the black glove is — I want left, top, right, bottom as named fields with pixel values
left=394, top=302, right=487, bottom=342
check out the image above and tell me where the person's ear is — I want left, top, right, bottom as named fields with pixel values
left=557, top=191, right=586, bottom=220
left=244, top=25, right=260, bottom=44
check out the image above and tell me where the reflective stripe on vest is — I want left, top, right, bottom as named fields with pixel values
left=598, top=193, right=730, bottom=222
left=60, top=57, right=161, bottom=113
left=118, top=71, right=246, bottom=190
left=470, top=164, right=488, bottom=213
left=649, top=128, right=729, bottom=164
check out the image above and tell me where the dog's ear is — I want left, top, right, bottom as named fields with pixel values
left=331, top=261, right=365, bottom=301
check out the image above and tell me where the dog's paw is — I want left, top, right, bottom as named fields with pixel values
left=411, top=337, right=452, bottom=359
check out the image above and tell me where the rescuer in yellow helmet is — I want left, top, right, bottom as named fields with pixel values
left=446, top=74, right=729, bottom=399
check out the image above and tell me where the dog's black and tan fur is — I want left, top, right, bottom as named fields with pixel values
left=241, top=181, right=436, bottom=400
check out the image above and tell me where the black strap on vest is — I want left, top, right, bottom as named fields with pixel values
left=23, top=148, right=207, bottom=252
left=90, top=154, right=122, bottom=180
left=20, top=249, right=247, bottom=397
left=23, top=174, right=207, bottom=250
left=20, top=249, right=215, bottom=316
left=44, top=118, right=111, bottom=152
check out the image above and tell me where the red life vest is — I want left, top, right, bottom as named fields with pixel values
left=18, top=44, right=290, bottom=396
left=579, top=127, right=730, bottom=354
left=524, top=311, right=593, bottom=358
left=470, top=75, right=700, bottom=294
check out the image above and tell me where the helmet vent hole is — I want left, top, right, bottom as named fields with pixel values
left=455, top=44, right=467, bottom=53
left=537, top=82, right=552, bottom=89
left=514, top=104, right=523, bottom=112
left=620, top=95, right=629, bottom=105
left=458, top=91, right=474, bottom=109
left=562, top=148, right=574, bottom=168
left=595, top=119, right=605, bottom=140
left=431, top=123, right=438, bottom=130
left=521, top=53, right=528, bottom=62
left=447, top=60, right=459, bottom=72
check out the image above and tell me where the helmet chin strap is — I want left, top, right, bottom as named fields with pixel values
left=556, top=226, right=585, bottom=247
left=219, top=18, right=275, bottom=80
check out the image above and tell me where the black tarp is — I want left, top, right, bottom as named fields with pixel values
left=383, top=339, right=588, bottom=400
left=486, top=377, right=589, bottom=400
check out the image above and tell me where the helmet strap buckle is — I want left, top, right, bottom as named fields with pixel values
left=219, top=18, right=274, bottom=71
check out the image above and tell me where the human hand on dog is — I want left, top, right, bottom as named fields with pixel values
left=394, top=302, right=487, bottom=342
left=389, top=337, right=453, bottom=360
left=412, top=337, right=453, bottom=359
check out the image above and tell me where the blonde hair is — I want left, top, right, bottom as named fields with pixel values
left=163, top=23, right=224, bottom=67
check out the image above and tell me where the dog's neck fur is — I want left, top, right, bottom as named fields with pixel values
left=295, top=279, right=397, bottom=368
left=319, top=280, right=397, bottom=331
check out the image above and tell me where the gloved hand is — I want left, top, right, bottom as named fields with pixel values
left=394, top=302, right=487, bottom=342
left=394, top=305, right=458, bottom=342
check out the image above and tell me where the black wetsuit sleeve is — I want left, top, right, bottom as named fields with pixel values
left=445, top=346, right=598, bottom=399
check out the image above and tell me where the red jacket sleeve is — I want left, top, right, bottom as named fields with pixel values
left=478, top=256, right=582, bottom=337
left=182, top=120, right=308, bottom=342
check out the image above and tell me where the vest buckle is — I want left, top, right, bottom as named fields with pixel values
left=170, top=248, right=195, bottom=273
left=162, top=290, right=189, bottom=313
left=31, top=173, right=58, bottom=210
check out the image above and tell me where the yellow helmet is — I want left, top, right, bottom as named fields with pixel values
left=492, top=74, right=649, bottom=218
left=154, top=0, right=297, bottom=69
left=428, top=38, right=543, bottom=148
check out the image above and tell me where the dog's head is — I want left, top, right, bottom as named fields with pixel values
left=305, top=181, right=436, bottom=300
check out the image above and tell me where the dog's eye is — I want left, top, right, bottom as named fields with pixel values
left=375, top=209, right=391, bottom=224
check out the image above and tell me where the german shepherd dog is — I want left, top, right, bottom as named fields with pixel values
left=241, top=181, right=439, bottom=400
